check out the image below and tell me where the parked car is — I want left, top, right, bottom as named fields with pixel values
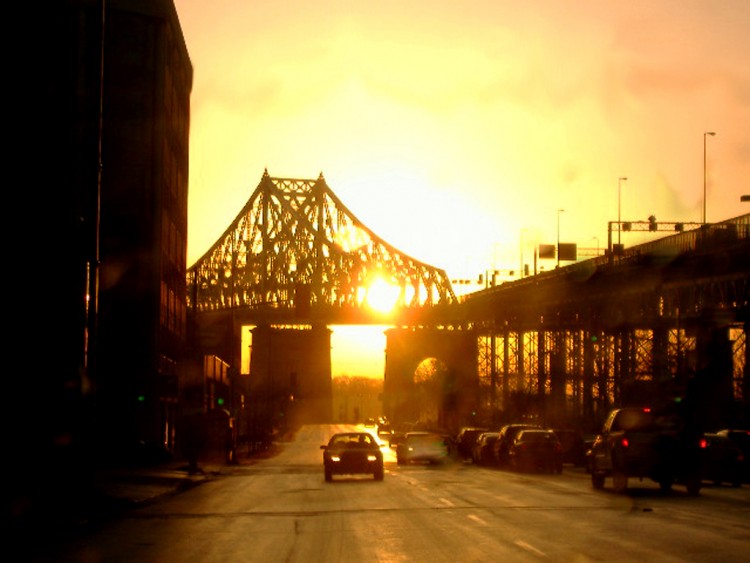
left=455, top=427, right=489, bottom=461
left=701, top=432, right=744, bottom=487
left=552, top=428, right=586, bottom=467
left=472, top=432, right=500, bottom=466
left=395, top=431, right=451, bottom=465
left=715, top=429, right=750, bottom=484
left=589, top=406, right=704, bottom=495
left=493, top=423, right=543, bottom=467
left=321, top=432, right=384, bottom=481
left=508, top=429, right=563, bottom=473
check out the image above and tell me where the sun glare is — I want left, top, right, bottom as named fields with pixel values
left=366, top=276, right=400, bottom=314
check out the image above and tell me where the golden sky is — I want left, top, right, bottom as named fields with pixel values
left=177, top=1, right=749, bottom=377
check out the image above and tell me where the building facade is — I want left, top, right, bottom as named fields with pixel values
left=28, top=0, right=191, bottom=468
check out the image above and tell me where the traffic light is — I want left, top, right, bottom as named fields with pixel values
left=648, top=215, right=657, bottom=231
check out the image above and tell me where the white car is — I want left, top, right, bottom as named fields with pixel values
left=395, top=431, right=451, bottom=465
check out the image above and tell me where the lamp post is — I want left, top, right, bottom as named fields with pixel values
left=557, top=209, right=564, bottom=268
left=618, top=177, right=627, bottom=245
left=703, top=131, right=716, bottom=224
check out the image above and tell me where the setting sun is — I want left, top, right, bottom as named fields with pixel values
left=364, top=276, right=401, bottom=314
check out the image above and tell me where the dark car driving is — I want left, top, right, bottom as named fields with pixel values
left=321, top=432, right=384, bottom=481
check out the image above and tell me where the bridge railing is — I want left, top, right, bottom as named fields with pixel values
left=464, top=213, right=749, bottom=301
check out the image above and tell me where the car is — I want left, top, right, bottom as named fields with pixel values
left=492, top=423, right=544, bottom=467
left=715, top=429, right=750, bottom=484
left=395, top=431, right=451, bottom=465
left=701, top=432, right=744, bottom=487
left=589, top=406, right=704, bottom=495
left=508, top=429, right=563, bottom=473
left=471, top=432, right=500, bottom=466
left=321, top=432, right=384, bottom=481
left=552, top=428, right=586, bottom=467
left=455, top=427, right=489, bottom=461
left=363, top=418, right=377, bottom=428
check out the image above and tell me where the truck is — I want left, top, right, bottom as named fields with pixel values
left=589, top=406, right=704, bottom=495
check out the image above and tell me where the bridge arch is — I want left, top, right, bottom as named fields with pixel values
left=383, top=328, right=479, bottom=433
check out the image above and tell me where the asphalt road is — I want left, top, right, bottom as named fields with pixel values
left=37, top=424, right=750, bottom=562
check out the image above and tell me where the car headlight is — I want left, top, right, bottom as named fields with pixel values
left=330, top=455, right=341, bottom=462
left=367, top=455, right=378, bottom=462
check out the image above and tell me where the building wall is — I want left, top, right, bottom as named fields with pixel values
left=36, top=0, right=192, bottom=459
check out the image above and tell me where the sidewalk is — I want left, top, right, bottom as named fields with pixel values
left=9, top=444, right=282, bottom=549
left=90, top=444, right=282, bottom=512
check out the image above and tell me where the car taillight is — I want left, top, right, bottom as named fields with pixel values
left=620, top=438, right=629, bottom=448
left=699, top=438, right=708, bottom=449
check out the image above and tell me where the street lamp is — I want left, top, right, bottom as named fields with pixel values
left=618, top=177, right=627, bottom=245
left=703, top=131, right=716, bottom=223
left=557, top=209, right=565, bottom=268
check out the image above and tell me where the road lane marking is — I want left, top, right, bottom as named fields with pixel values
left=439, top=498, right=454, bottom=507
left=467, top=514, right=487, bottom=525
left=514, top=540, right=548, bottom=558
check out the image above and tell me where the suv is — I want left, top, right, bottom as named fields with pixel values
left=589, top=407, right=704, bottom=495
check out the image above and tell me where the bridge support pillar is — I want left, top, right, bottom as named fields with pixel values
left=249, top=325, right=332, bottom=430
left=383, top=328, right=478, bottom=434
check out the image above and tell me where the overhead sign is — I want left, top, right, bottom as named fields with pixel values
left=538, top=244, right=555, bottom=259
left=558, top=243, right=577, bottom=261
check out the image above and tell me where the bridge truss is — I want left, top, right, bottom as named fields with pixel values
left=472, top=215, right=750, bottom=430
left=187, top=170, right=457, bottom=323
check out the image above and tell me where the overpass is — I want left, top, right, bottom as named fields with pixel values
left=186, top=171, right=749, bottom=435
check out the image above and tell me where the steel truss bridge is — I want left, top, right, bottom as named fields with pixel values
left=188, top=169, right=456, bottom=326
left=187, top=172, right=749, bottom=433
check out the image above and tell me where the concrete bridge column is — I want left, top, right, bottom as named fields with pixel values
left=249, top=325, right=332, bottom=429
left=383, top=328, right=479, bottom=433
